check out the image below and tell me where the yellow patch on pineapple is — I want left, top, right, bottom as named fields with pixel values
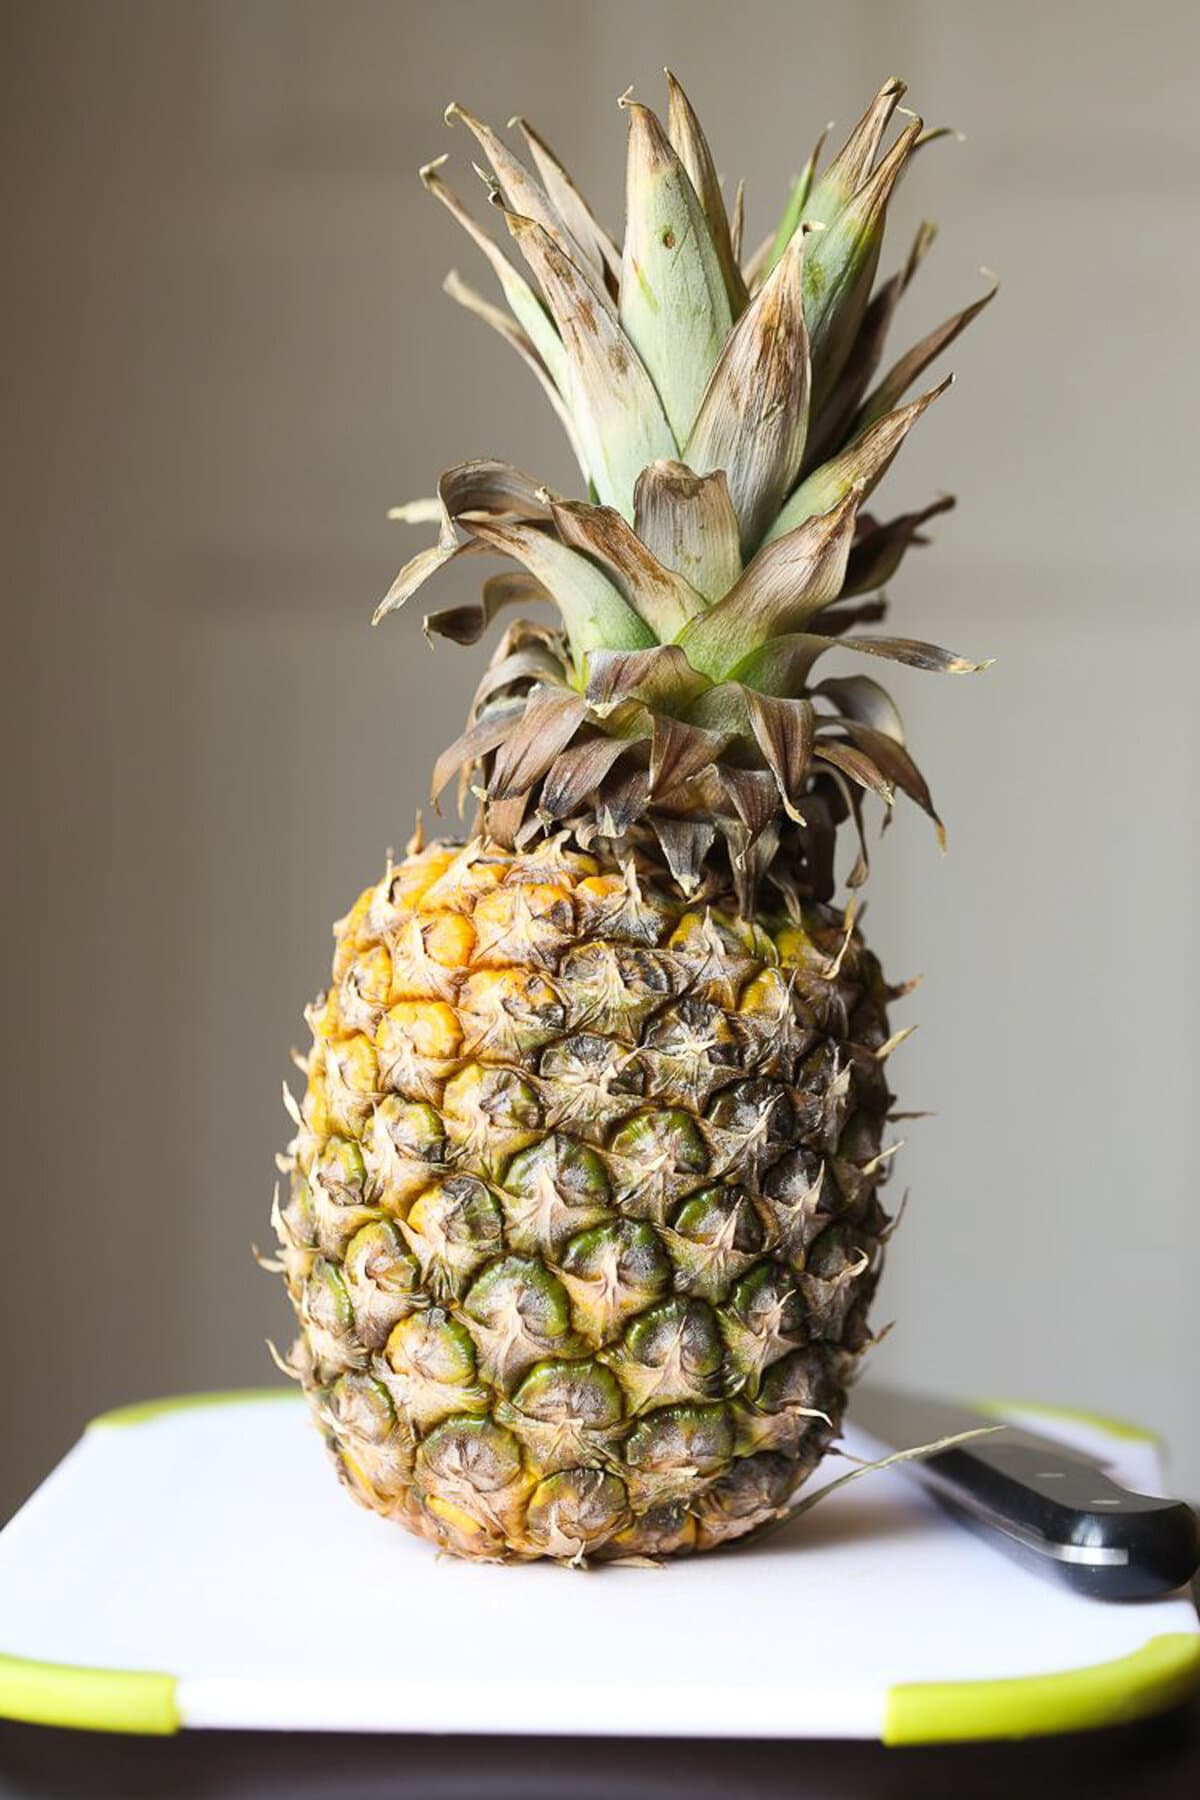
left=331, top=1035, right=378, bottom=1093
left=738, top=967, right=789, bottom=1016
left=306, top=990, right=342, bottom=1044
left=332, top=886, right=376, bottom=980
left=456, top=968, right=564, bottom=1059
left=774, top=921, right=824, bottom=970
left=471, top=882, right=576, bottom=969
left=425, top=1494, right=486, bottom=1538
left=349, top=945, right=392, bottom=1005
left=378, top=1001, right=462, bottom=1062
left=575, top=873, right=624, bottom=905
left=302, top=1067, right=330, bottom=1141
left=423, top=911, right=475, bottom=970
left=392, top=846, right=459, bottom=909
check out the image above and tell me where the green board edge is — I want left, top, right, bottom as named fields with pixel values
left=0, top=1653, right=179, bottom=1736
left=87, top=1386, right=301, bottom=1431
left=884, top=1633, right=1200, bottom=1745
left=971, top=1395, right=1158, bottom=1447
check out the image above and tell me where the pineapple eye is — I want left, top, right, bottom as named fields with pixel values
left=557, top=1220, right=671, bottom=1343
left=525, top=1468, right=630, bottom=1556
left=615, top=1296, right=723, bottom=1411
left=441, top=1063, right=544, bottom=1170
left=671, top=1187, right=761, bottom=1250
left=462, top=1257, right=574, bottom=1339
left=315, top=1136, right=367, bottom=1199
left=376, top=1096, right=446, bottom=1162
left=511, top=1359, right=625, bottom=1429
left=608, top=1107, right=709, bottom=1174
left=415, top=1416, right=525, bottom=1507
left=756, top=1345, right=839, bottom=1419
left=624, top=1404, right=735, bottom=1478
left=724, top=1263, right=803, bottom=1336
left=402, top=1177, right=503, bottom=1300
left=471, top=882, right=577, bottom=969
left=386, top=1308, right=477, bottom=1387
left=460, top=1257, right=578, bottom=1391
left=279, top=1178, right=316, bottom=1246
left=327, top=1372, right=396, bottom=1443
left=663, top=1187, right=764, bottom=1303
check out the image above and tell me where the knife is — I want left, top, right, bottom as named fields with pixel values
left=848, top=1383, right=1200, bottom=1600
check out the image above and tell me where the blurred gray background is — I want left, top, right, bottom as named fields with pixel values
left=3, top=0, right=1197, bottom=1521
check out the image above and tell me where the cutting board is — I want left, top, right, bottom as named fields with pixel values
left=1, top=1390, right=1196, bottom=1743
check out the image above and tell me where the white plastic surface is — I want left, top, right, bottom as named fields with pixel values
left=0, top=1395, right=1195, bottom=1737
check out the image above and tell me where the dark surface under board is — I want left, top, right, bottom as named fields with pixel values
left=0, top=1701, right=1198, bottom=1800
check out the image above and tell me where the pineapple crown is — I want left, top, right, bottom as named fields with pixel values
left=378, top=74, right=993, bottom=912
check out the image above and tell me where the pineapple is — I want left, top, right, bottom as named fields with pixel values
left=269, top=74, right=991, bottom=1563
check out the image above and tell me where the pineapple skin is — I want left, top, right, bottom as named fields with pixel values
left=274, top=836, right=895, bottom=1563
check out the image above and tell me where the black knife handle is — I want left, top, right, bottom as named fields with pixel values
left=919, top=1435, right=1200, bottom=1599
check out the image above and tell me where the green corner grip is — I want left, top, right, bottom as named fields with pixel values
left=884, top=1633, right=1200, bottom=1746
left=970, top=1395, right=1158, bottom=1446
left=87, top=1386, right=301, bottom=1431
left=0, top=1653, right=179, bottom=1735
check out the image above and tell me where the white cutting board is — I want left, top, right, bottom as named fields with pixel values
left=0, top=1390, right=1197, bottom=1743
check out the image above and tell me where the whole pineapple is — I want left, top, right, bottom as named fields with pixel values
left=270, top=74, right=990, bottom=1563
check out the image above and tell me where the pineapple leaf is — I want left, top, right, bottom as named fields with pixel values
left=444, top=102, right=615, bottom=311
left=842, top=495, right=955, bottom=595
left=489, top=688, right=590, bottom=799
left=804, top=119, right=921, bottom=410
left=743, top=691, right=815, bottom=822
left=814, top=673, right=905, bottom=744
left=502, top=208, right=677, bottom=520
left=729, top=180, right=745, bottom=264
left=509, top=115, right=622, bottom=296
left=681, top=678, right=752, bottom=736
left=375, top=461, right=553, bottom=625
left=549, top=498, right=704, bottom=640
left=802, top=77, right=907, bottom=231
left=675, top=486, right=861, bottom=680
left=727, top=628, right=986, bottom=695
left=649, top=715, right=734, bottom=798
left=833, top=633, right=990, bottom=674
left=632, top=461, right=742, bottom=603
left=442, top=270, right=589, bottom=483
left=767, top=375, right=951, bottom=543
left=812, top=738, right=894, bottom=807
left=618, top=99, right=732, bottom=447
left=786, top=631, right=990, bottom=682
left=422, top=160, right=571, bottom=402
left=723, top=635, right=827, bottom=695
left=651, top=816, right=717, bottom=891
left=826, top=716, right=943, bottom=843
left=430, top=702, right=526, bottom=803
left=471, top=642, right=565, bottom=703
left=539, top=734, right=631, bottom=818
left=756, top=120, right=832, bottom=286
left=683, top=232, right=812, bottom=556
left=464, top=517, right=656, bottom=665
left=425, top=571, right=554, bottom=648
left=375, top=536, right=484, bottom=626
left=854, top=280, right=997, bottom=432
left=584, top=644, right=711, bottom=716
left=803, top=218, right=938, bottom=468
left=664, top=70, right=749, bottom=316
